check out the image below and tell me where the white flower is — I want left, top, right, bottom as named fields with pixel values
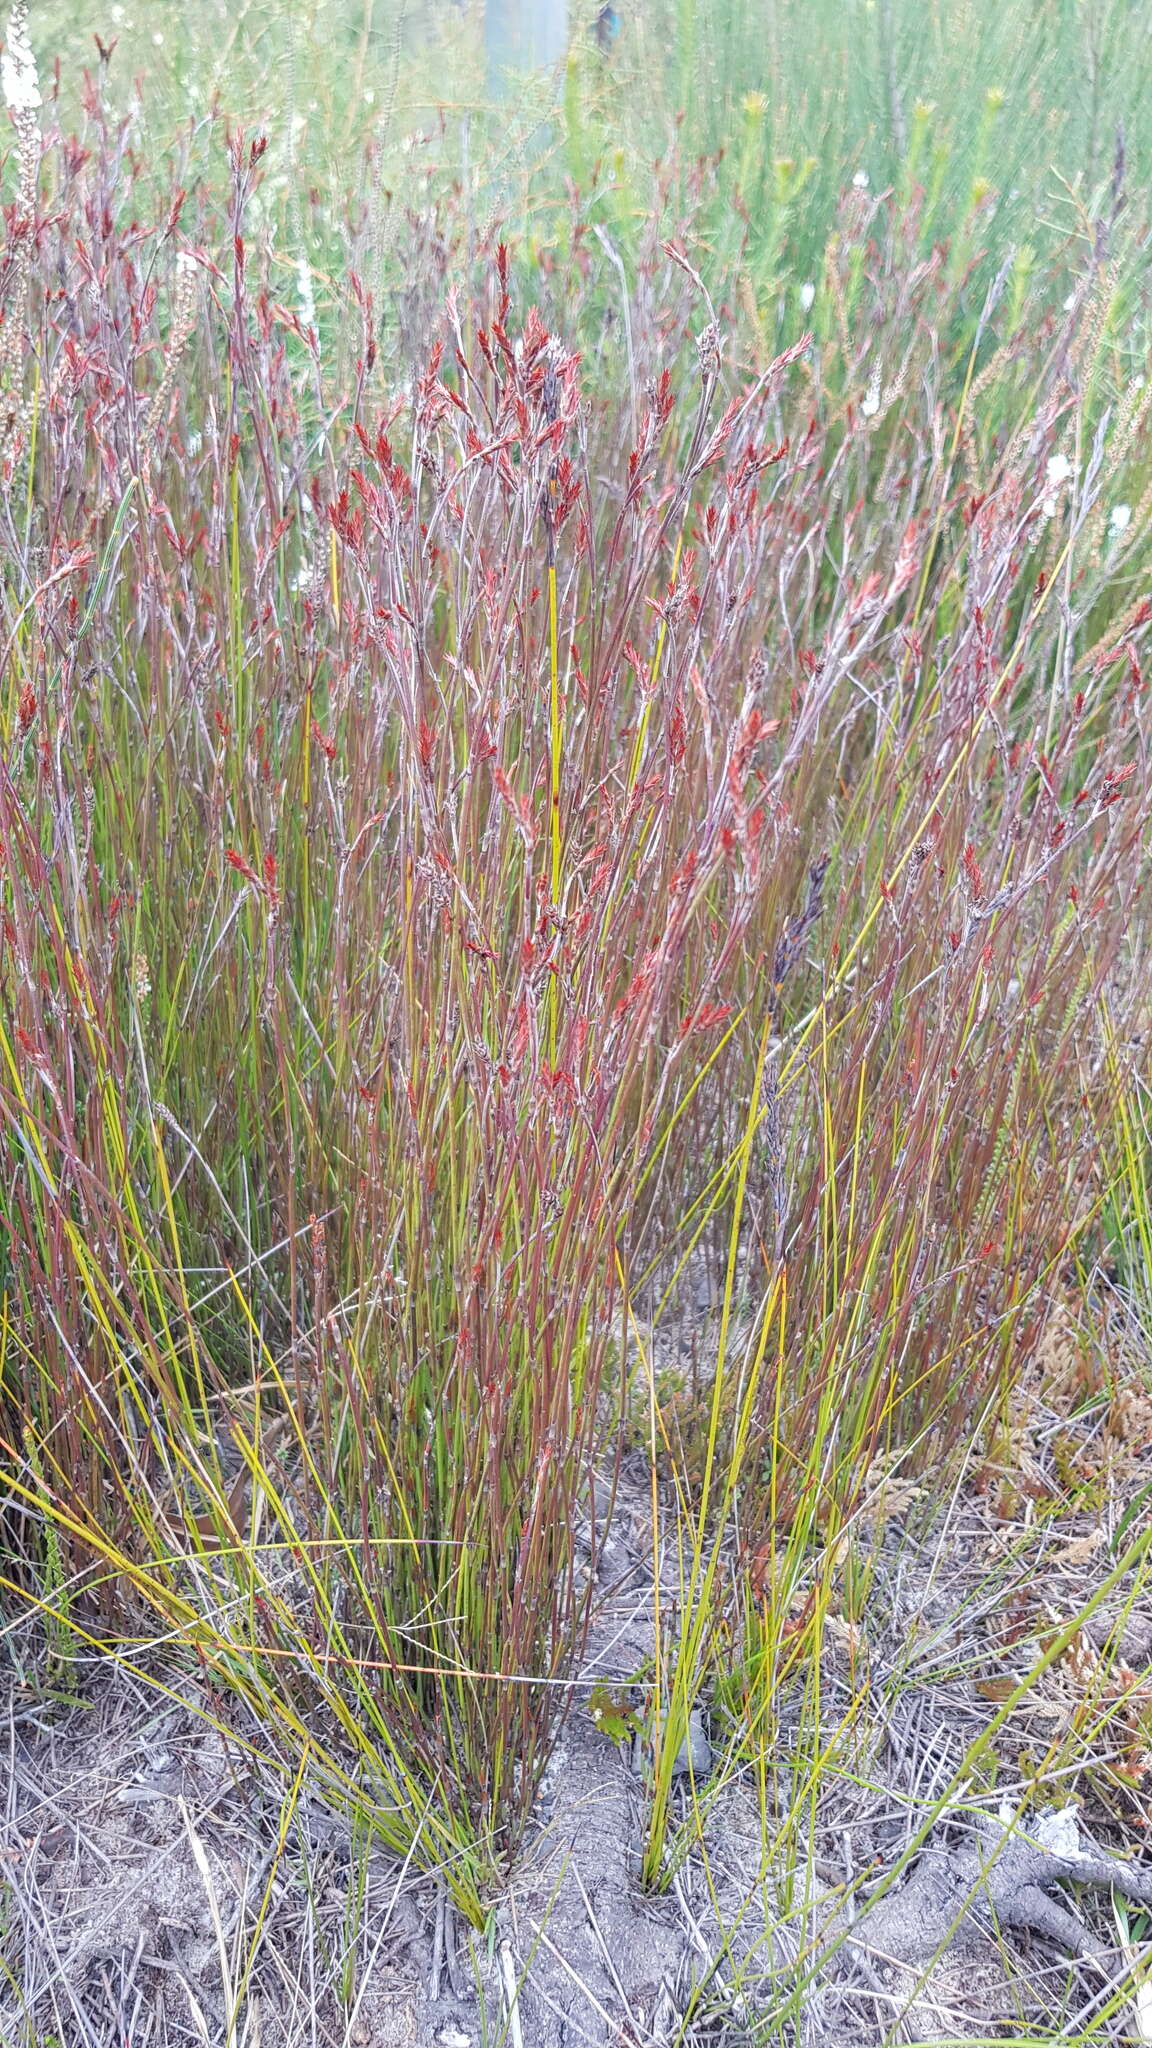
left=799, top=280, right=816, bottom=312
left=296, top=256, right=318, bottom=335
left=1109, top=503, right=1131, bottom=537
left=2, top=5, right=41, bottom=114
left=152, top=28, right=163, bottom=44
left=1063, top=292, right=1076, bottom=312
left=1042, top=452, right=1074, bottom=516
left=852, top=168, right=869, bottom=189
left=861, top=371, right=881, bottom=418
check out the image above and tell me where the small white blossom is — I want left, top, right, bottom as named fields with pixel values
left=1046, top=453, right=1073, bottom=488
left=1042, top=451, right=1074, bottom=515
left=799, top=280, right=816, bottom=312
left=296, top=256, right=318, bottom=336
left=852, top=168, right=869, bottom=189
left=152, top=28, right=163, bottom=44
left=1109, top=503, right=1131, bottom=537
left=1063, top=292, right=1076, bottom=312
left=2, top=4, right=41, bottom=113
left=861, top=371, right=881, bottom=418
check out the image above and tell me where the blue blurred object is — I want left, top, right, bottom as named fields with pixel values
left=594, top=4, right=620, bottom=50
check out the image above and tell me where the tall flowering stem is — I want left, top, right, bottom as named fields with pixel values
left=0, top=0, right=41, bottom=466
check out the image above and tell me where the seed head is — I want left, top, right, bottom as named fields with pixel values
left=696, top=322, right=721, bottom=382
left=2, top=2, right=40, bottom=114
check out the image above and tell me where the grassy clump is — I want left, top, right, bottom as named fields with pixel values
left=1, top=0, right=1150, bottom=1936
